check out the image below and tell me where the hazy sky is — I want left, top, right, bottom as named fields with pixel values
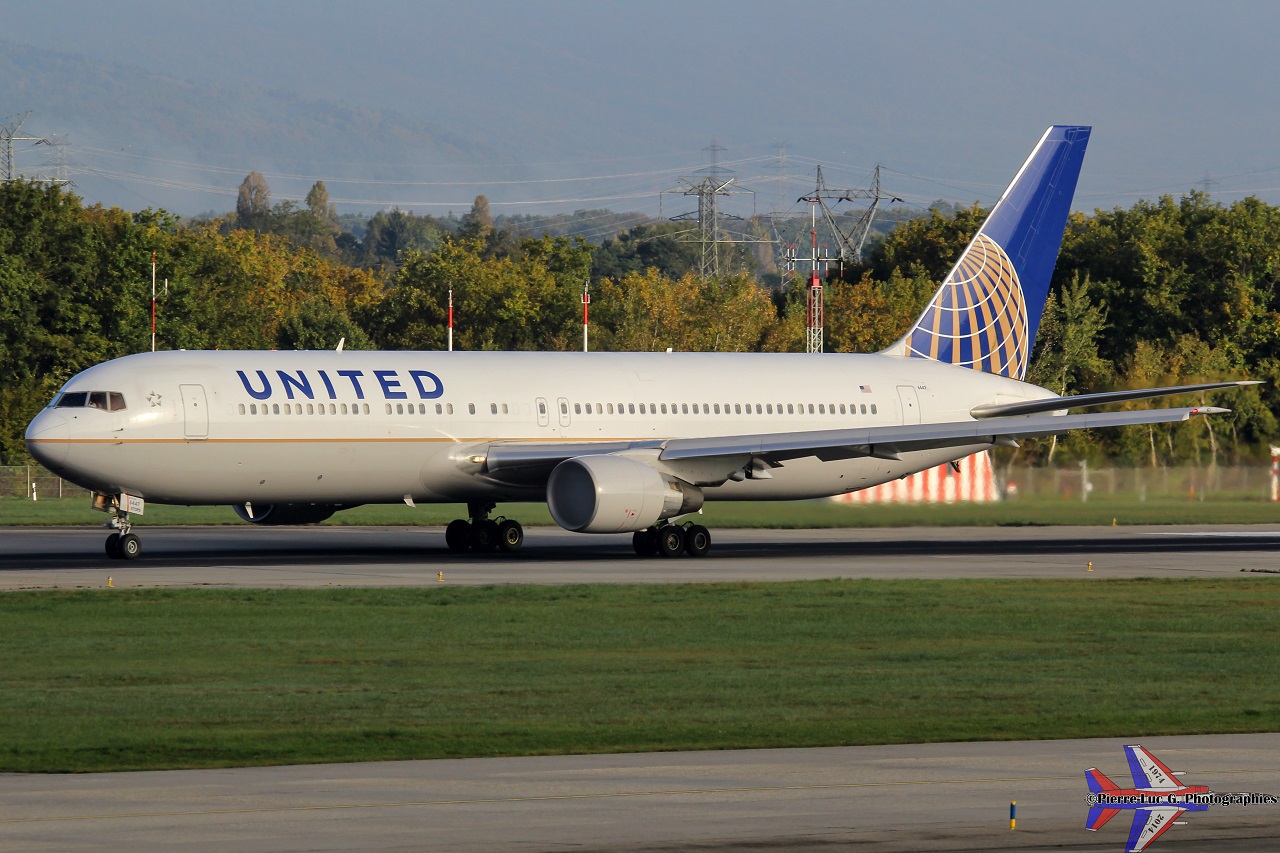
left=4, top=1, right=1278, bottom=217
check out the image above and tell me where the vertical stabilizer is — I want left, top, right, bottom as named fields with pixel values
left=883, top=125, right=1090, bottom=380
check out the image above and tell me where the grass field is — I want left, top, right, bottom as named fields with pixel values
left=3, top=579, right=1279, bottom=773
left=3, top=495, right=1279, bottom=528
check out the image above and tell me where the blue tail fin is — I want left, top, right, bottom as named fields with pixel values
left=885, top=125, right=1090, bottom=380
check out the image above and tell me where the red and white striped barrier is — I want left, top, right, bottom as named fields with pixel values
left=833, top=451, right=999, bottom=503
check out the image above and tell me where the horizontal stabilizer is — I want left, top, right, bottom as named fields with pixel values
left=970, top=380, right=1260, bottom=419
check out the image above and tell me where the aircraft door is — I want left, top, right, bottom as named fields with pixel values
left=896, top=385, right=921, bottom=425
left=180, top=384, right=209, bottom=439
left=535, top=397, right=550, bottom=428
left=557, top=397, right=571, bottom=428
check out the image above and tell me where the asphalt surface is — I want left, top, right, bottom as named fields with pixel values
left=4, top=525, right=1279, bottom=851
left=1, top=524, right=1279, bottom=589
left=4, top=734, right=1280, bottom=851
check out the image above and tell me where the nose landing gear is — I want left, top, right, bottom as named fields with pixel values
left=103, top=501, right=141, bottom=560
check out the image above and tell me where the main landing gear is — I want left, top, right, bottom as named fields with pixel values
left=104, top=505, right=141, bottom=560
left=445, top=501, right=524, bottom=554
left=632, top=522, right=711, bottom=559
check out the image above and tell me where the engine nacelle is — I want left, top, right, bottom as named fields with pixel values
left=547, top=455, right=703, bottom=533
left=232, top=503, right=344, bottom=525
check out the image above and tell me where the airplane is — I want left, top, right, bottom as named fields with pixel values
left=24, top=125, right=1257, bottom=561
left=1085, top=744, right=1212, bottom=852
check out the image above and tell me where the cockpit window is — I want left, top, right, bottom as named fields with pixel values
left=56, top=392, right=88, bottom=408
left=53, top=390, right=127, bottom=410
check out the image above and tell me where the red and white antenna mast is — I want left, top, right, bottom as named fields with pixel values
left=582, top=279, right=591, bottom=352
left=447, top=289, right=454, bottom=352
left=150, top=251, right=157, bottom=352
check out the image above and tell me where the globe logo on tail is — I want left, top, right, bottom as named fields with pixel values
left=905, top=232, right=1029, bottom=380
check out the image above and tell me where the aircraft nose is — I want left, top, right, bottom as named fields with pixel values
left=25, top=410, right=69, bottom=468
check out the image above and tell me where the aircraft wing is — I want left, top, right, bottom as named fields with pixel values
left=970, top=380, right=1258, bottom=419
left=484, top=406, right=1225, bottom=483
left=1126, top=745, right=1183, bottom=791
left=657, top=406, right=1225, bottom=464
left=1127, top=806, right=1186, bottom=852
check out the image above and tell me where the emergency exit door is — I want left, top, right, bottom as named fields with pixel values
left=180, top=384, right=209, bottom=438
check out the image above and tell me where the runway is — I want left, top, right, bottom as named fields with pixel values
left=3, top=734, right=1279, bottom=851
left=6, top=525, right=1280, bottom=850
left=2, top=524, right=1280, bottom=589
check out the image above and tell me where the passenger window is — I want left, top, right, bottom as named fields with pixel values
left=840, top=404, right=846, bottom=414
left=818, top=404, right=825, bottom=414
left=284, top=404, right=291, bottom=415
left=860, top=404, right=867, bottom=414
left=538, top=401, right=547, bottom=415
left=559, top=402, right=567, bottom=415
left=492, top=403, right=499, bottom=415
left=108, top=392, right=127, bottom=411
left=681, top=403, right=689, bottom=414
left=385, top=404, right=392, bottom=415
left=871, top=404, right=878, bottom=414
left=88, top=391, right=109, bottom=410
left=714, top=404, right=721, bottom=414
left=734, top=404, right=741, bottom=414
left=575, top=403, right=582, bottom=414
left=766, top=404, right=773, bottom=414
left=755, top=404, right=762, bottom=414
left=628, top=403, right=636, bottom=414
left=436, top=403, right=443, bottom=414
left=502, top=403, right=509, bottom=414
left=249, top=404, right=257, bottom=415
left=608, top=403, right=614, bottom=414
left=446, top=403, right=454, bottom=415
left=396, top=404, right=404, bottom=414
left=340, top=404, right=347, bottom=415
left=787, top=404, right=794, bottom=414
left=364, top=404, right=370, bottom=415
left=660, top=403, right=667, bottom=414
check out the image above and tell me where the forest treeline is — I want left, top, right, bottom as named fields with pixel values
left=1, top=180, right=1276, bottom=468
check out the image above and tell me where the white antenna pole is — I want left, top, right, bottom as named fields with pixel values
left=448, top=289, right=453, bottom=352
left=582, top=279, right=590, bottom=352
left=150, top=251, right=157, bottom=352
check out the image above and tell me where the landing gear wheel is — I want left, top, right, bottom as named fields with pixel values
left=445, top=519, right=471, bottom=552
left=118, top=533, right=141, bottom=560
left=470, top=519, right=500, bottom=552
left=633, top=529, right=658, bottom=557
left=497, top=519, right=524, bottom=552
left=656, top=526, right=685, bottom=558
left=105, top=533, right=122, bottom=559
left=683, top=524, right=711, bottom=558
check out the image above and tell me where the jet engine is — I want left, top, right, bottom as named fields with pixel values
left=547, top=455, right=703, bottom=533
left=231, top=503, right=345, bottom=525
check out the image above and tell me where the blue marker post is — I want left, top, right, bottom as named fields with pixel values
left=1010, top=800, right=1016, bottom=830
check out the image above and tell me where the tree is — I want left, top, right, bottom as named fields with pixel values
left=457, top=194, right=493, bottom=243
left=304, top=180, right=338, bottom=227
left=235, top=172, right=272, bottom=230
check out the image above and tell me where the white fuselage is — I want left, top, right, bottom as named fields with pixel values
left=26, top=350, right=1051, bottom=509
